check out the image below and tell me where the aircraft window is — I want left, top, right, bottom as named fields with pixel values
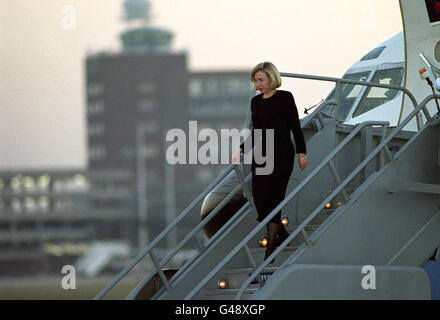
left=425, top=0, right=440, bottom=23
left=352, top=67, right=404, bottom=118
left=360, top=46, right=386, bottom=61
left=321, top=71, right=370, bottom=122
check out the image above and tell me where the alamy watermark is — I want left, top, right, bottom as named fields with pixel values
left=361, top=265, right=376, bottom=290
left=61, top=4, right=77, bottom=30
left=165, top=121, right=275, bottom=175
left=361, top=5, right=377, bottom=30
left=61, top=265, right=76, bottom=290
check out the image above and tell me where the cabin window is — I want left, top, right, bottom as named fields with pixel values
left=352, top=67, right=404, bottom=118
left=360, top=46, right=386, bottom=61
left=425, top=0, right=440, bottom=23
left=321, top=71, right=370, bottom=122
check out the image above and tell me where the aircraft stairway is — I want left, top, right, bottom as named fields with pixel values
left=94, top=83, right=440, bottom=300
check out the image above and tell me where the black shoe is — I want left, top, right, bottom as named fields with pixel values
left=275, top=232, right=289, bottom=247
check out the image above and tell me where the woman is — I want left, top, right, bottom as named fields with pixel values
left=232, top=62, right=308, bottom=262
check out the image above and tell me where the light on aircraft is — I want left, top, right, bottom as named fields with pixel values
left=218, top=279, right=227, bottom=289
left=260, top=237, right=268, bottom=247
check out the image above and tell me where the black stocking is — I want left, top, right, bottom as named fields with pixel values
left=265, top=222, right=279, bottom=262
left=276, top=224, right=289, bottom=246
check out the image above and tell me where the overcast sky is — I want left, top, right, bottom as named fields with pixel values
left=0, top=0, right=402, bottom=170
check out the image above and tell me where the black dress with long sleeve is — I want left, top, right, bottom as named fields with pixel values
left=240, top=90, right=306, bottom=224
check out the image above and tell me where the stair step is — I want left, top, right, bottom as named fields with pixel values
left=226, top=266, right=278, bottom=275
left=205, top=288, right=257, bottom=296
left=250, top=245, right=300, bottom=253
left=311, top=210, right=334, bottom=224
left=223, top=266, right=279, bottom=289
left=286, top=224, right=321, bottom=234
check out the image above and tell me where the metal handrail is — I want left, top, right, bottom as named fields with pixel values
left=281, top=71, right=427, bottom=128
left=233, top=94, right=439, bottom=299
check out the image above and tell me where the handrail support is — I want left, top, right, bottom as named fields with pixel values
left=150, top=249, right=171, bottom=290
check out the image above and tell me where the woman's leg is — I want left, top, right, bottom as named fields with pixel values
left=264, top=222, right=279, bottom=262
left=272, top=172, right=291, bottom=247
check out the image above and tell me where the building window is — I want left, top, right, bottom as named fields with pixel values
left=138, top=120, right=160, bottom=134
left=89, top=122, right=106, bottom=137
left=11, top=198, right=22, bottom=213
left=88, top=101, right=105, bottom=115
left=89, top=145, right=106, bottom=160
left=205, top=80, right=219, bottom=96
left=37, top=174, right=51, bottom=189
left=87, top=83, right=104, bottom=97
left=144, top=145, right=159, bottom=158
left=138, top=99, right=157, bottom=112
left=38, top=196, right=50, bottom=212
left=227, top=78, right=251, bottom=95
left=137, top=81, right=156, bottom=95
left=24, top=197, right=37, bottom=212
left=196, top=168, right=212, bottom=183
left=120, top=147, right=135, bottom=160
left=10, top=175, right=22, bottom=192
left=189, top=79, right=203, bottom=98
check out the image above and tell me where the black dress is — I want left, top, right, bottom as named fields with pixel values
left=241, top=90, right=306, bottom=224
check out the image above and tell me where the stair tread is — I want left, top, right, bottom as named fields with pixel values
left=286, top=224, right=321, bottom=233
left=226, top=266, right=278, bottom=274
left=250, top=246, right=299, bottom=252
left=205, top=288, right=257, bottom=296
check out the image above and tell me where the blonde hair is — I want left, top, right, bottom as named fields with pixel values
left=250, top=62, right=282, bottom=90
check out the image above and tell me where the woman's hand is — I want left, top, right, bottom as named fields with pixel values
left=232, top=148, right=242, bottom=164
left=298, top=153, right=308, bottom=171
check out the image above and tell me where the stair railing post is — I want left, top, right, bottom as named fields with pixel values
left=243, top=244, right=264, bottom=288
left=150, top=249, right=171, bottom=290
left=328, top=159, right=349, bottom=202
left=234, top=166, right=258, bottom=218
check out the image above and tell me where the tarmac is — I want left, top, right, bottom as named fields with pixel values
left=0, top=274, right=143, bottom=300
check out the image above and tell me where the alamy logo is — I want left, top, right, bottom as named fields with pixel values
left=165, top=121, right=274, bottom=175
left=361, top=5, right=376, bottom=30
left=61, top=265, right=76, bottom=290
left=61, top=5, right=77, bottom=30
left=361, top=265, right=376, bottom=290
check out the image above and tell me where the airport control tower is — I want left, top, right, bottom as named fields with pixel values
left=86, top=0, right=188, bottom=248
left=120, top=0, right=173, bottom=53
